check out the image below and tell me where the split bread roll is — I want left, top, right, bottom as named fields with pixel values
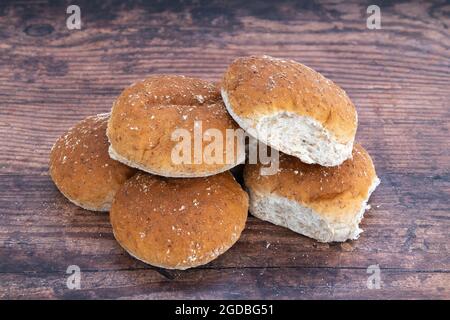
left=107, top=75, right=245, bottom=177
left=222, top=55, right=357, bottom=166
left=110, top=171, right=249, bottom=269
left=244, top=144, right=379, bottom=242
left=49, top=114, right=137, bottom=211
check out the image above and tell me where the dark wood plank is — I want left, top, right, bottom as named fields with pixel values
left=1, top=268, right=448, bottom=299
left=0, top=0, right=449, bottom=299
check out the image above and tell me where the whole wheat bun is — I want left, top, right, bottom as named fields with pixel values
left=107, top=75, right=245, bottom=177
left=49, top=114, right=137, bottom=211
left=110, top=171, right=249, bottom=270
left=244, top=144, right=379, bottom=242
left=221, top=55, right=358, bottom=167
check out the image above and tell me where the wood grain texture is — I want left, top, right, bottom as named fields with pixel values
left=0, top=0, right=449, bottom=299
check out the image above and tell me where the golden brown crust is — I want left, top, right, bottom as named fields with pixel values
left=243, top=144, right=378, bottom=223
left=49, top=114, right=137, bottom=211
left=222, top=55, right=357, bottom=143
left=107, top=75, right=244, bottom=177
left=110, top=171, right=249, bottom=269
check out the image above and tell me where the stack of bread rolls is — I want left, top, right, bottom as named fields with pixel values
left=50, top=55, right=379, bottom=270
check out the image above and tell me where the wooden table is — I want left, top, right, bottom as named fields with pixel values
left=0, top=0, right=449, bottom=299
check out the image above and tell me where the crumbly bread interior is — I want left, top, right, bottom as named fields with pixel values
left=248, top=177, right=379, bottom=242
left=244, top=144, right=379, bottom=242
left=221, top=55, right=358, bottom=166
left=222, top=89, right=353, bottom=166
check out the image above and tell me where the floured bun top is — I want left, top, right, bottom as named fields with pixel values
left=244, top=144, right=379, bottom=224
left=221, top=55, right=357, bottom=144
left=49, top=113, right=137, bottom=211
left=107, top=75, right=245, bottom=177
left=110, top=171, right=249, bottom=270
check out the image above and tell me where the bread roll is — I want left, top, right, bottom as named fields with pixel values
left=49, top=114, right=137, bottom=211
left=107, top=75, right=245, bottom=177
left=244, top=144, right=379, bottom=242
left=110, top=171, right=249, bottom=269
left=221, top=55, right=357, bottom=166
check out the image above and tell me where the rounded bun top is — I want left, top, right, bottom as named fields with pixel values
left=221, top=55, right=357, bottom=144
left=107, top=75, right=244, bottom=177
left=244, top=144, right=378, bottom=222
left=118, top=75, right=220, bottom=107
left=110, top=171, right=249, bottom=270
left=49, top=114, right=137, bottom=211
